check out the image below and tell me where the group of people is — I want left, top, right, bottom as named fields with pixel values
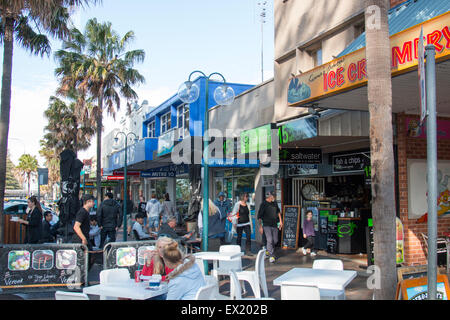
left=70, top=192, right=191, bottom=250
left=15, top=196, right=59, bottom=244
left=139, top=236, right=206, bottom=300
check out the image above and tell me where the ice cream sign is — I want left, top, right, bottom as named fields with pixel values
left=288, top=12, right=450, bottom=107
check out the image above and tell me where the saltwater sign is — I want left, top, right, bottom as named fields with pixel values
left=288, top=12, right=450, bottom=107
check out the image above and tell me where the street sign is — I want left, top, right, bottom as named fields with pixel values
left=37, top=168, right=48, bottom=186
left=418, top=27, right=427, bottom=125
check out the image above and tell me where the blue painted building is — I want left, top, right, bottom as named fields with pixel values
left=105, top=76, right=254, bottom=202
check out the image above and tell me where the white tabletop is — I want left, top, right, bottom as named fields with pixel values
left=194, top=251, right=244, bottom=261
left=83, top=279, right=168, bottom=300
left=273, top=268, right=357, bottom=291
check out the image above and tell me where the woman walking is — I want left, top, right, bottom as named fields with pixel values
left=231, top=193, right=253, bottom=256
left=17, top=196, right=43, bottom=244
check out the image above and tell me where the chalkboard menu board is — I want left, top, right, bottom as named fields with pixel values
left=327, top=215, right=338, bottom=254
left=0, top=244, right=88, bottom=293
left=281, top=206, right=301, bottom=250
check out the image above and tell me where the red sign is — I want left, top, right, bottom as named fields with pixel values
left=112, top=170, right=140, bottom=177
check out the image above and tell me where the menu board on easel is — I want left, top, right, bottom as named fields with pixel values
left=281, top=205, right=301, bottom=250
left=396, top=275, right=450, bottom=300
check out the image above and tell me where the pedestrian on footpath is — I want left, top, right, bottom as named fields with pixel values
left=162, top=193, right=175, bottom=224
left=97, top=192, right=122, bottom=248
left=198, top=199, right=227, bottom=251
left=124, top=192, right=135, bottom=237
left=146, top=194, right=163, bottom=232
left=297, top=209, right=316, bottom=256
left=72, top=194, right=96, bottom=250
left=257, top=191, right=283, bottom=263
left=231, top=193, right=253, bottom=256
left=137, top=196, right=148, bottom=226
left=17, top=196, right=43, bottom=244
left=214, top=191, right=232, bottom=243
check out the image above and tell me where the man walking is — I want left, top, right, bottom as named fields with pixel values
left=257, top=191, right=283, bottom=263
left=73, top=194, right=96, bottom=250
left=97, top=192, right=122, bottom=248
left=146, top=193, right=162, bottom=232
left=214, top=192, right=232, bottom=244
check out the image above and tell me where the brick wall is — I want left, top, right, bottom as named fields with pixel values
left=397, top=113, right=450, bottom=266
left=391, top=0, right=407, bottom=8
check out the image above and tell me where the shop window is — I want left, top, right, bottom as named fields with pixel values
left=177, top=104, right=190, bottom=139
left=161, top=112, right=171, bottom=134
left=147, top=121, right=155, bottom=138
left=311, top=48, right=323, bottom=67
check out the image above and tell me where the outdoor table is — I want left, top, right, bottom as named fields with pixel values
left=83, top=279, right=168, bottom=300
left=273, top=267, right=357, bottom=295
left=194, top=251, right=244, bottom=280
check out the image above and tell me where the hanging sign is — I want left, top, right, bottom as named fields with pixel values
left=332, top=152, right=371, bottom=173
left=279, top=148, right=322, bottom=164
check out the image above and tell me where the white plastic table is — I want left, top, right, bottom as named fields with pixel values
left=273, top=268, right=357, bottom=291
left=83, top=279, right=168, bottom=300
left=194, top=251, right=244, bottom=280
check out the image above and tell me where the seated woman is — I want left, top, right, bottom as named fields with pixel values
left=163, top=241, right=206, bottom=300
left=141, top=236, right=174, bottom=281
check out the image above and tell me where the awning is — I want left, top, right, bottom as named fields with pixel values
left=280, top=110, right=370, bottom=154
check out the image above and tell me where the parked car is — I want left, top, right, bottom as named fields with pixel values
left=3, top=201, right=59, bottom=226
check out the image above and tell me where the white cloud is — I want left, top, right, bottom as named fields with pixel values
left=8, top=78, right=58, bottom=166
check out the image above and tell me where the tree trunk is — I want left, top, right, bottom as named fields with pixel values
left=365, top=0, right=397, bottom=300
left=96, top=96, right=103, bottom=207
left=0, top=17, right=15, bottom=244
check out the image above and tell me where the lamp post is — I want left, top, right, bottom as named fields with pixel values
left=178, top=71, right=235, bottom=270
left=114, top=131, right=139, bottom=241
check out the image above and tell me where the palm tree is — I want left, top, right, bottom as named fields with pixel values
left=6, top=151, right=20, bottom=190
left=17, top=154, right=38, bottom=197
left=55, top=18, right=145, bottom=205
left=0, top=0, right=100, bottom=243
left=39, top=141, right=61, bottom=200
left=42, top=95, right=96, bottom=154
left=365, top=0, right=396, bottom=299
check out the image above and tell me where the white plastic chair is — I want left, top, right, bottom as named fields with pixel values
left=229, top=270, right=274, bottom=300
left=214, top=245, right=243, bottom=276
left=55, top=291, right=90, bottom=300
left=312, top=259, right=345, bottom=300
left=194, top=257, right=219, bottom=286
left=280, top=284, right=321, bottom=300
left=312, top=259, right=344, bottom=271
left=235, top=249, right=269, bottom=298
left=99, top=268, right=131, bottom=284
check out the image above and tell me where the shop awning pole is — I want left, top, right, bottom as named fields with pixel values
left=425, top=44, right=437, bottom=300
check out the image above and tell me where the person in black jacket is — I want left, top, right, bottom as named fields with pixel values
left=17, top=196, right=43, bottom=244
left=40, top=211, right=56, bottom=243
left=257, top=191, right=283, bottom=263
left=97, top=192, right=122, bottom=248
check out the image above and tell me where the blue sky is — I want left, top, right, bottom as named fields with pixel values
left=4, top=0, right=274, bottom=165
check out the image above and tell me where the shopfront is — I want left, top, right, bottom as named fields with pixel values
left=282, top=151, right=373, bottom=255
